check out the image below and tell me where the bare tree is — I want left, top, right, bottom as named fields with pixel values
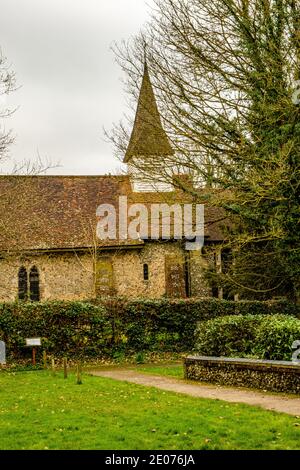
left=0, top=49, right=16, bottom=163
left=110, top=0, right=300, bottom=302
left=0, top=49, right=57, bottom=300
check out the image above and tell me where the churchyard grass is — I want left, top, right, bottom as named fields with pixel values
left=135, top=364, right=183, bottom=378
left=0, top=370, right=299, bottom=450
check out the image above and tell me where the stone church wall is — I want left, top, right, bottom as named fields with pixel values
left=0, top=252, right=94, bottom=302
left=110, top=242, right=184, bottom=299
left=0, top=242, right=211, bottom=302
left=189, top=250, right=212, bottom=298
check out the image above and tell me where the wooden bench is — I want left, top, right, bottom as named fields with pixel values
left=184, top=356, right=300, bottom=394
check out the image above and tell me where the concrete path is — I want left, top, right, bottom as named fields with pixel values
left=90, top=369, right=300, bottom=417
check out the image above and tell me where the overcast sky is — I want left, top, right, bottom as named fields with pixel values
left=1, top=0, right=152, bottom=175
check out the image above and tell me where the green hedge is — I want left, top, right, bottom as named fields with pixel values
left=254, top=316, right=300, bottom=360
left=98, top=298, right=299, bottom=354
left=0, top=298, right=298, bottom=360
left=0, top=302, right=112, bottom=360
left=194, top=314, right=300, bottom=361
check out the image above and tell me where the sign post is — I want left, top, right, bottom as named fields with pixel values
left=25, top=338, right=41, bottom=366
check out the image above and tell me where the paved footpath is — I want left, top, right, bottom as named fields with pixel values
left=90, top=369, right=300, bottom=417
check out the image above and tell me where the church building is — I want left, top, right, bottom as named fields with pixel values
left=0, top=64, right=226, bottom=302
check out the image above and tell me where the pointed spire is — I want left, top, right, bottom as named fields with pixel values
left=124, top=62, right=174, bottom=163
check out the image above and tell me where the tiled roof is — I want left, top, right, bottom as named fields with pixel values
left=0, top=175, right=227, bottom=252
left=127, top=191, right=228, bottom=242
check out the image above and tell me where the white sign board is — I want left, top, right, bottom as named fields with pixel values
left=0, top=341, right=6, bottom=364
left=26, top=338, right=41, bottom=347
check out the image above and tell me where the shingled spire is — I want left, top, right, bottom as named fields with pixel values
left=124, top=62, right=174, bottom=163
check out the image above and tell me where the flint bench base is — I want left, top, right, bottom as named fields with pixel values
left=184, top=356, right=300, bottom=394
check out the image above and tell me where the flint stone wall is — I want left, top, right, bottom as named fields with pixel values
left=0, top=242, right=210, bottom=301
left=184, top=355, right=300, bottom=394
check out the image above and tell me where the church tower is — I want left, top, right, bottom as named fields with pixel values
left=124, top=62, right=175, bottom=192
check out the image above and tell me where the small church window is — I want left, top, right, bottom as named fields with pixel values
left=18, top=267, right=28, bottom=301
left=29, top=266, right=40, bottom=302
left=143, top=264, right=149, bottom=281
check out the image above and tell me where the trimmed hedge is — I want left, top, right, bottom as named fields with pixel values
left=194, top=314, right=300, bottom=361
left=0, top=302, right=112, bottom=360
left=254, top=315, right=300, bottom=360
left=98, top=298, right=299, bottom=354
left=0, top=298, right=299, bottom=360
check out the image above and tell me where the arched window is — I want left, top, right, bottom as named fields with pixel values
left=143, top=264, right=149, bottom=281
left=29, top=266, right=40, bottom=302
left=18, top=267, right=28, bottom=301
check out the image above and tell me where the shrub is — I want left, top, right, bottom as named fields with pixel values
left=98, top=297, right=299, bottom=354
left=194, top=315, right=263, bottom=357
left=0, top=301, right=112, bottom=359
left=254, top=315, right=300, bottom=360
left=194, top=314, right=300, bottom=361
left=0, top=298, right=299, bottom=360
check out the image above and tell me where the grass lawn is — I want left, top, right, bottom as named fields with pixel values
left=135, top=364, right=183, bottom=378
left=0, top=370, right=299, bottom=450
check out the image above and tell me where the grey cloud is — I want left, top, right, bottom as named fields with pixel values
left=0, top=0, right=152, bottom=174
